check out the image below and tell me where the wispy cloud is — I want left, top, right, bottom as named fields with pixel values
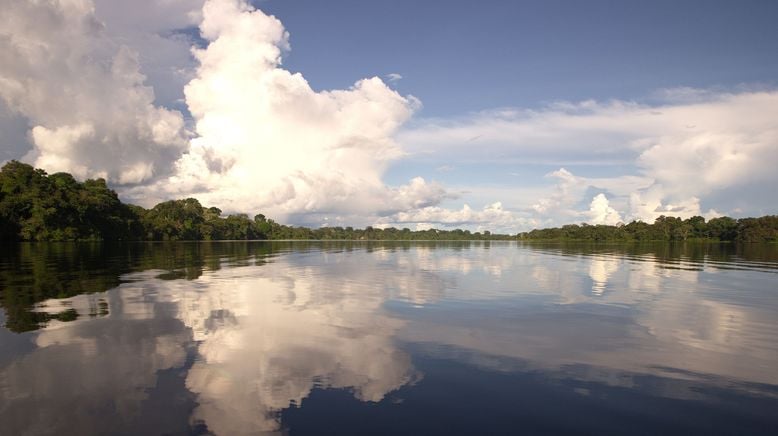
left=385, top=73, right=403, bottom=83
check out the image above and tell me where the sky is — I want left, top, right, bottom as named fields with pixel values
left=1, top=0, right=777, bottom=232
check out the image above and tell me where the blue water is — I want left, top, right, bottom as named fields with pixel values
left=0, top=241, right=776, bottom=435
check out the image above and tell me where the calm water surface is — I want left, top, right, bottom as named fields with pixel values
left=0, top=241, right=777, bottom=435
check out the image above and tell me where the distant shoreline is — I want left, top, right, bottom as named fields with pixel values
left=2, top=161, right=776, bottom=243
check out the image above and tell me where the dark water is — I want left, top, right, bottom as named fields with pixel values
left=0, top=241, right=777, bottom=435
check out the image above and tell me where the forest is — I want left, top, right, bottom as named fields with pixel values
left=0, top=161, right=510, bottom=241
left=1, top=161, right=776, bottom=242
left=519, top=215, right=778, bottom=242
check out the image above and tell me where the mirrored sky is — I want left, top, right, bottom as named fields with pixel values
left=1, top=242, right=776, bottom=434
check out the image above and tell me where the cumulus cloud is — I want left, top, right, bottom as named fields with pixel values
left=529, top=173, right=624, bottom=226
left=588, top=194, right=622, bottom=226
left=123, top=0, right=446, bottom=224
left=402, top=90, right=778, bottom=224
left=0, top=0, right=502, bottom=231
left=94, top=0, right=204, bottom=35
left=628, top=186, right=702, bottom=222
left=527, top=166, right=701, bottom=225
left=1, top=0, right=774, bottom=232
left=377, top=201, right=530, bottom=233
left=531, top=168, right=580, bottom=216
left=0, top=0, right=188, bottom=184
left=91, top=0, right=206, bottom=109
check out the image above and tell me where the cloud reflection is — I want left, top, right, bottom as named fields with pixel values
left=162, top=261, right=419, bottom=434
left=588, top=257, right=620, bottom=295
left=400, top=244, right=778, bottom=395
left=1, top=242, right=777, bottom=434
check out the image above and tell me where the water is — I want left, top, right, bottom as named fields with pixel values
left=0, top=241, right=776, bottom=435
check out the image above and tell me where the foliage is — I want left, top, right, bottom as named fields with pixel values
left=2, top=162, right=776, bottom=242
left=0, top=162, right=515, bottom=241
left=519, top=215, right=778, bottom=242
left=0, top=161, right=138, bottom=241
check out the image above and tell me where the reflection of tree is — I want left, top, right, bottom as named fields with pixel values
left=0, top=243, right=124, bottom=331
left=3, top=241, right=777, bottom=434
left=0, top=241, right=277, bottom=332
left=2, top=243, right=456, bottom=434
left=522, top=241, right=778, bottom=268
left=0, top=241, right=487, bottom=332
left=0, top=306, right=193, bottom=435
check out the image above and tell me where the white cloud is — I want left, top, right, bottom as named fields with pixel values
left=1, top=0, right=774, bottom=232
left=386, top=73, right=403, bottom=82
left=401, top=90, right=778, bottom=225
left=0, top=0, right=188, bottom=184
left=704, top=208, right=723, bottom=220
left=124, top=0, right=445, bottom=223
left=531, top=168, right=580, bottom=215
left=377, top=201, right=532, bottom=233
left=526, top=167, right=702, bottom=225
left=528, top=173, right=626, bottom=226
left=92, top=0, right=206, bottom=109
left=588, top=193, right=622, bottom=226
left=628, top=186, right=702, bottom=222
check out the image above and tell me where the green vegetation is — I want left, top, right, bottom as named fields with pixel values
left=0, top=161, right=141, bottom=241
left=519, top=215, right=778, bottom=242
left=0, top=161, right=512, bottom=241
left=2, top=161, right=776, bottom=242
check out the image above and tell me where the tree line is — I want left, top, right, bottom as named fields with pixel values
left=0, top=161, right=512, bottom=241
left=1, top=161, right=775, bottom=242
left=519, top=215, right=778, bottom=242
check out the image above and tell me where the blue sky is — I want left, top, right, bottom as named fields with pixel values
left=258, top=0, right=778, bottom=115
left=1, top=0, right=777, bottom=231
left=255, top=0, right=778, bottom=227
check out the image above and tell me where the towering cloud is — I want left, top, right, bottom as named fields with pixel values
left=0, top=0, right=188, bottom=184
left=1, top=0, right=775, bottom=231
left=125, top=0, right=445, bottom=222
left=588, top=193, right=622, bottom=226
